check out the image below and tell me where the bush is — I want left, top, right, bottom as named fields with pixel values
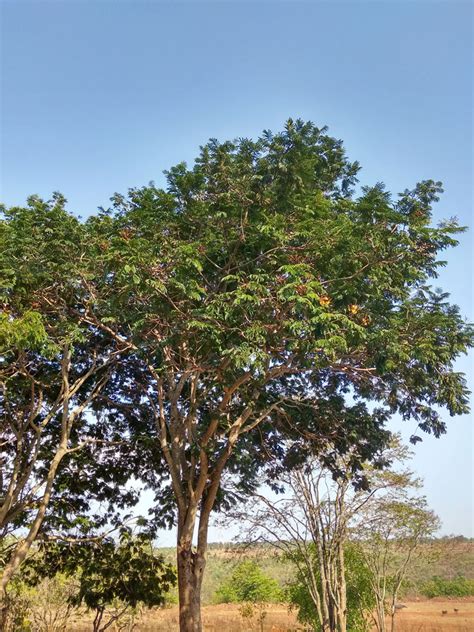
left=28, top=575, right=79, bottom=632
left=215, top=560, right=282, bottom=604
left=1, top=578, right=32, bottom=632
left=421, top=576, right=474, bottom=598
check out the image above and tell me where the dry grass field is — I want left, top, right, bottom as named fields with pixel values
left=391, top=599, right=473, bottom=632
left=71, top=599, right=474, bottom=631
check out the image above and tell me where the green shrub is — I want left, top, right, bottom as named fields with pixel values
left=215, top=560, right=282, bottom=604
left=421, top=576, right=474, bottom=598
left=286, top=543, right=375, bottom=632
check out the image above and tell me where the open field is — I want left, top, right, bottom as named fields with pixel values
left=391, top=599, right=474, bottom=632
left=25, top=539, right=474, bottom=631
left=71, top=599, right=474, bottom=631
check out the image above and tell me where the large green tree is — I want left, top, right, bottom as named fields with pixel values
left=79, top=120, right=472, bottom=632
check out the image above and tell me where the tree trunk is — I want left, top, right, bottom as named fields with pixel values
left=93, top=606, right=105, bottom=632
left=336, top=541, right=347, bottom=632
left=177, top=542, right=206, bottom=632
left=0, top=598, right=8, bottom=632
left=0, top=449, right=65, bottom=598
left=375, top=600, right=386, bottom=632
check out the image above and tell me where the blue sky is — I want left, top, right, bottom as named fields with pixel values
left=1, top=0, right=472, bottom=541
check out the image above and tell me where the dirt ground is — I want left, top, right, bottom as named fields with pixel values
left=72, top=599, right=474, bottom=631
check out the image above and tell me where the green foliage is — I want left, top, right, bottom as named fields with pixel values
left=0, top=191, right=149, bottom=570
left=344, top=544, right=376, bottom=632
left=73, top=536, right=175, bottom=611
left=421, top=575, right=474, bottom=598
left=0, top=193, right=85, bottom=344
left=83, top=118, right=473, bottom=526
left=0, top=311, right=49, bottom=354
left=25, top=531, right=176, bottom=612
left=287, top=543, right=375, bottom=632
left=215, top=560, right=282, bottom=604
left=1, top=576, right=32, bottom=632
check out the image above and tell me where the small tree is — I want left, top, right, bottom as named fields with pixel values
left=287, top=542, right=374, bottom=632
left=75, top=535, right=176, bottom=632
left=224, top=437, right=428, bottom=632
left=27, top=531, right=176, bottom=632
left=356, top=497, right=440, bottom=632
left=216, top=559, right=281, bottom=604
left=222, top=455, right=379, bottom=631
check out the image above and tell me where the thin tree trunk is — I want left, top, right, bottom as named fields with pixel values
left=375, top=600, right=386, bottom=632
left=93, top=606, right=105, bottom=632
left=390, top=603, right=397, bottom=632
left=336, top=541, right=347, bottom=632
left=0, top=601, right=8, bottom=631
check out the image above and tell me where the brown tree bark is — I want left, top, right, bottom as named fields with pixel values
left=143, top=360, right=288, bottom=632
left=177, top=542, right=206, bottom=632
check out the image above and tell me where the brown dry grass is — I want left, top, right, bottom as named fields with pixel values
left=70, top=599, right=474, bottom=631
left=71, top=603, right=299, bottom=631
left=387, top=599, right=473, bottom=632
left=139, top=603, right=298, bottom=631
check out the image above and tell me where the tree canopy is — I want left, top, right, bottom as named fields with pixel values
left=1, top=119, right=472, bottom=632
left=82, top=120, right=472, bottom=526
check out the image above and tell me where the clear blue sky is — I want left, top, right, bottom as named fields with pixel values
left=1, top=0, right=472, bottom=540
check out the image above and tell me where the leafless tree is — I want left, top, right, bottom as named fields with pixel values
left=222, top=437, right=428, bottom=632
left=355, top=495, right=440, bottom=632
